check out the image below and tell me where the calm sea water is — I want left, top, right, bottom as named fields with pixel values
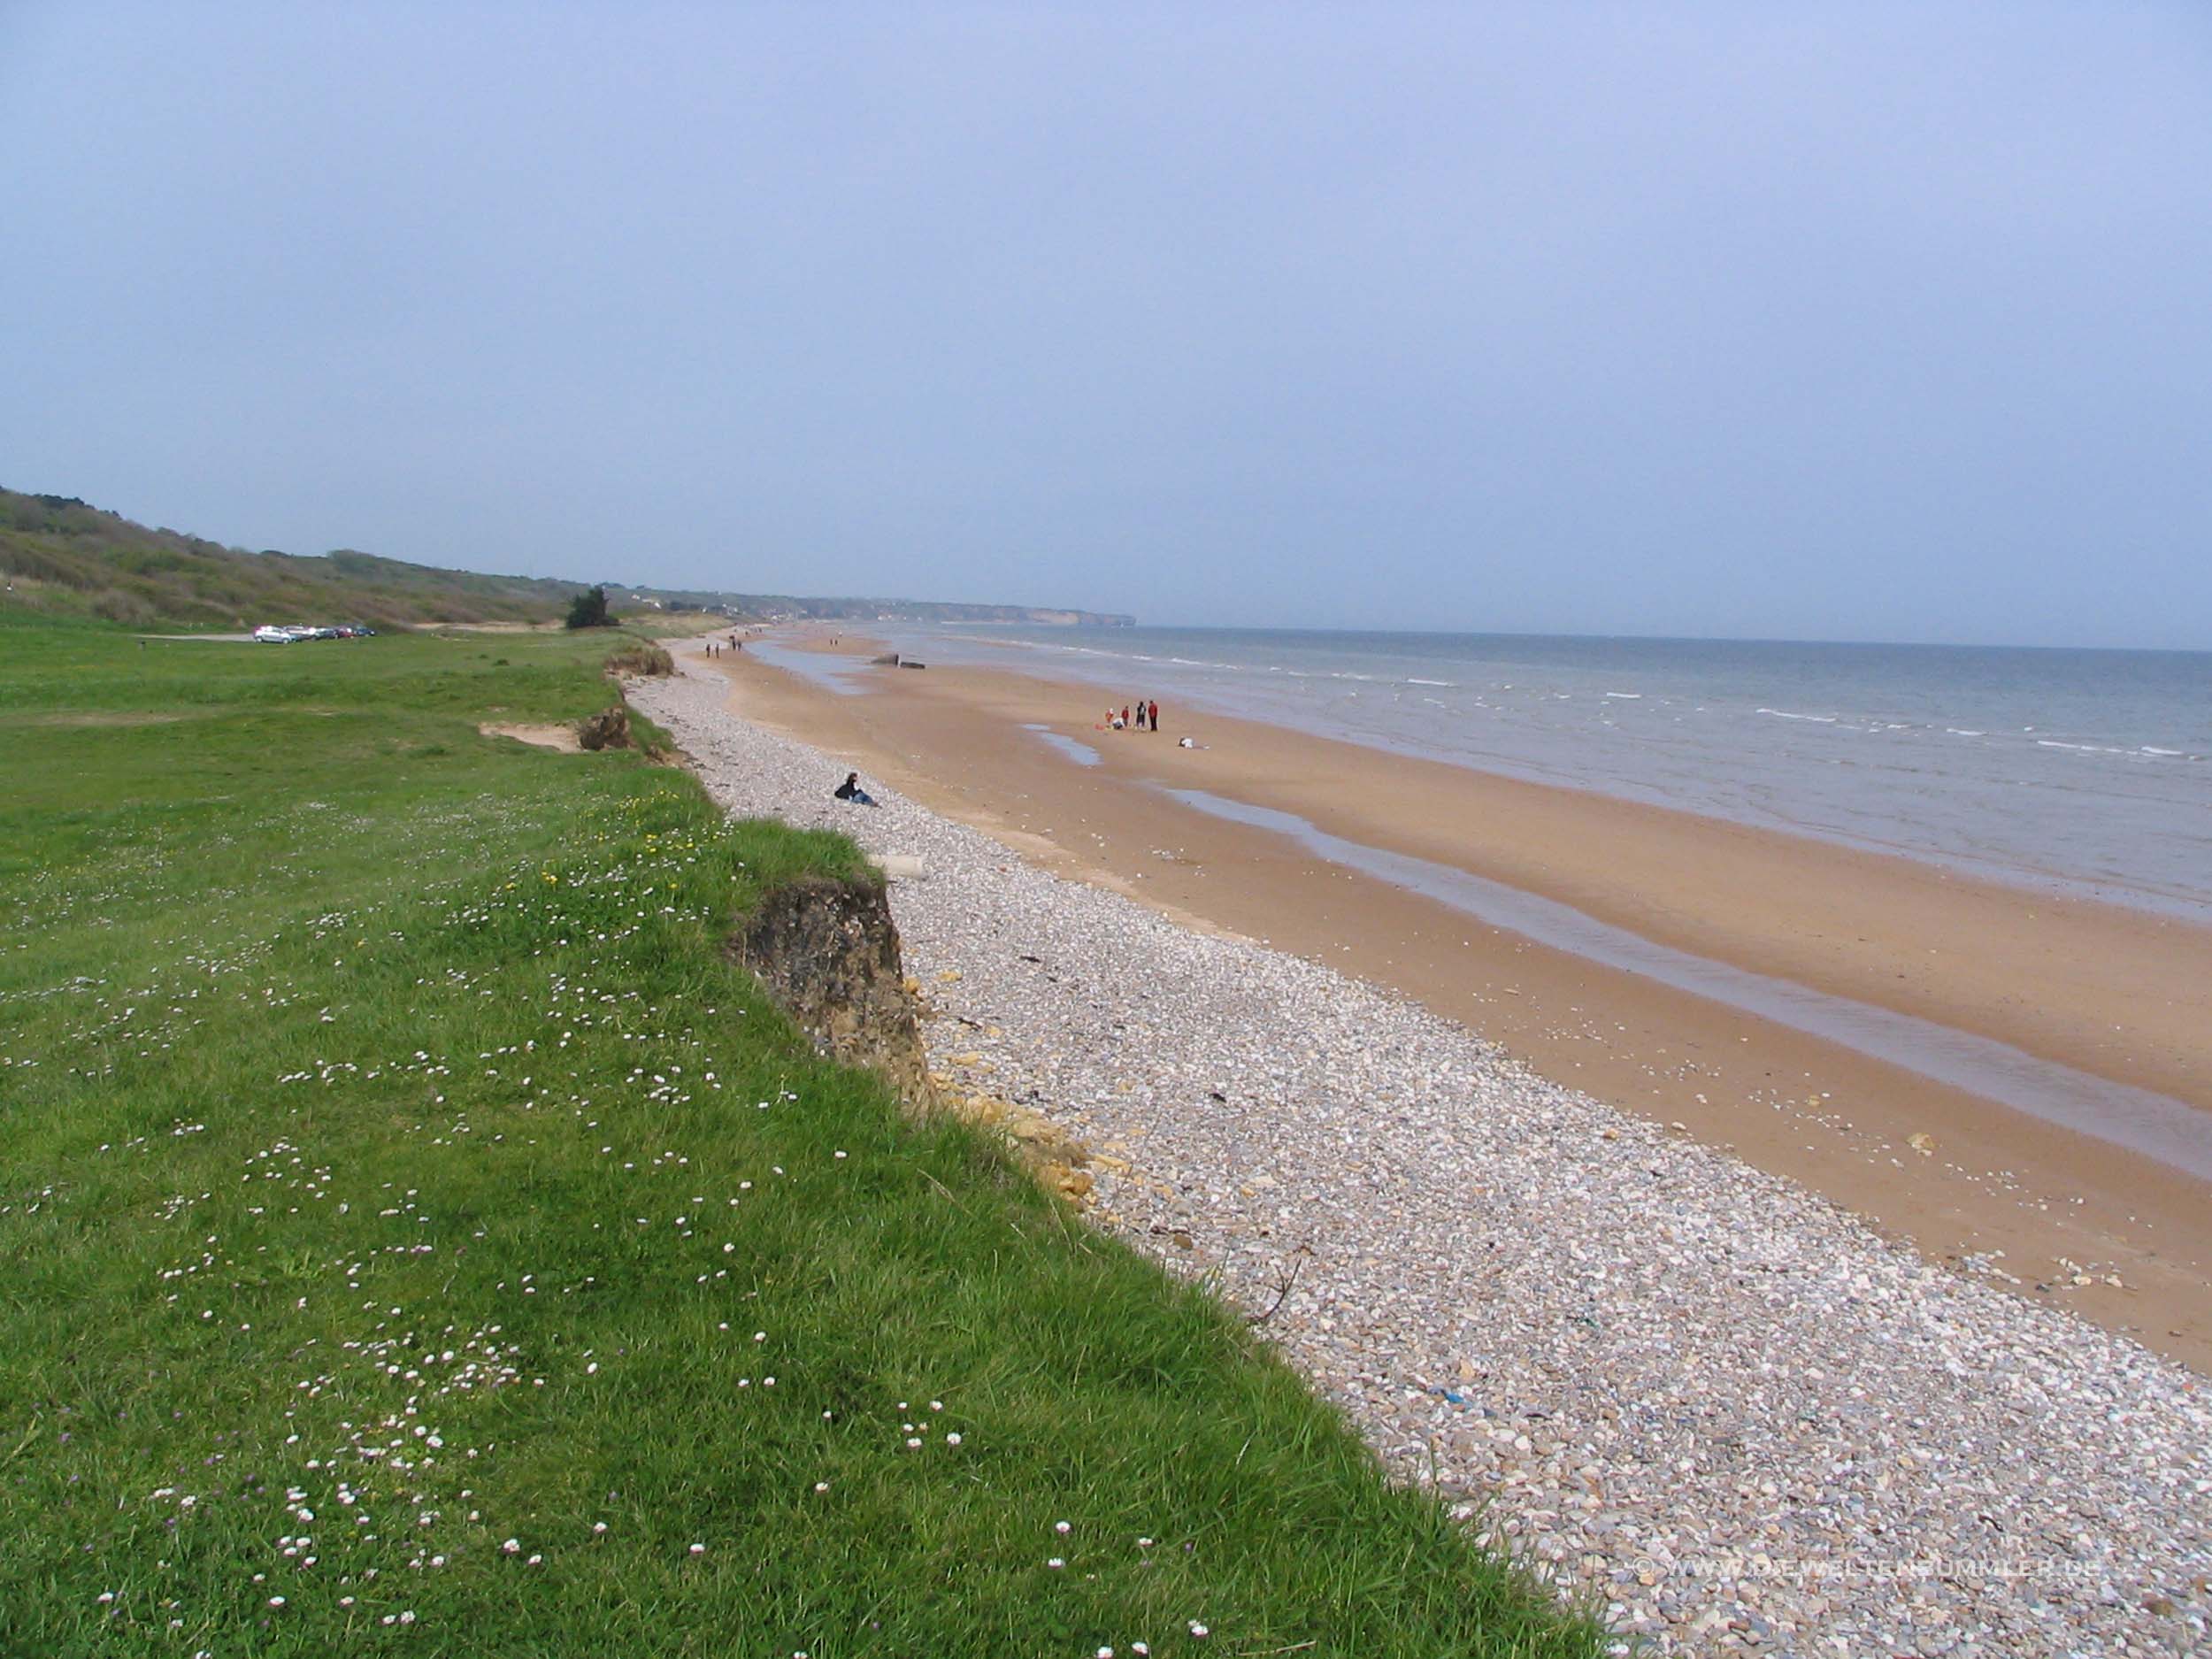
left=871, top=625, right=2212, bottom=920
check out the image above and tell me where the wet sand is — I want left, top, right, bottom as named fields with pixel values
left=695, top=632, right=2212, bottom=1370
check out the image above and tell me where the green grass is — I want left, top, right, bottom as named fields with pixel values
left=0, top=616, right=1601, bottom=1657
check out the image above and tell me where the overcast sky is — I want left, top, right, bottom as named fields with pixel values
left=4, top=4, right=2208, bottom=645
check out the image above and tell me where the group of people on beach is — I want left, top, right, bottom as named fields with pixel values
left=833, top=693, right=1179, bottom=813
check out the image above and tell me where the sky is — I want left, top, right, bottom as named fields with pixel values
left=4, top=3, right=2209, bottom=647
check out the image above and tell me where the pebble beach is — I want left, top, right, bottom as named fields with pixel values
left=633, top=656, right=2212, bottom=1656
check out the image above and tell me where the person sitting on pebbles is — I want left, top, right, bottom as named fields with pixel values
left=833, top=771, right=879, bottom=807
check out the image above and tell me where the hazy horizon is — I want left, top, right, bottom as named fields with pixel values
left=24, top=487, right=2212, bottom=658
left=5, top=3, right=2210, bottom=649
left=910, top=618, right=2212, bottom=656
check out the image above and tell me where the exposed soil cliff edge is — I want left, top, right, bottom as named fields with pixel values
left=733, top=876, right=939, bottom=1111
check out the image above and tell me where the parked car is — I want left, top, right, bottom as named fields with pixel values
left=256, top=621, right=376, bottom=641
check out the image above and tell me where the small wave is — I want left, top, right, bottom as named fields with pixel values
left=2141, top=746, right=2185, bottom=757
left=1756, top=708, right=1838, bottom=724
left=1406, top=677, right=1455, bottom=687
left=1604, top=691, right=1642, bottom=700
left=2037, top=740, right=2134, bottom=757
left=1946, top=728, right=1985, bottom=738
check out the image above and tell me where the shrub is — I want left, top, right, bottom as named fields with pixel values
left=565, top=584, right=615, bottom=629
left=89, top=588, right=157, bottom=625
left=603, top=640, right=673, bottom=677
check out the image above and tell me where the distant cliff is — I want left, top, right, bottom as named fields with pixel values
left=614, top=588, right=1136, bottom=627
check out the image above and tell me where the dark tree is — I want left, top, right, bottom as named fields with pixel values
left=565, top=585, right=615, bottom=629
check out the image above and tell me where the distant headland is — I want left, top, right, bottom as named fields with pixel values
left=620, top=586, right=1133, bottom=627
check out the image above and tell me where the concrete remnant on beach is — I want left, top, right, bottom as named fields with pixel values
left=575, top=704, right=632, bottom=750
left=730, top=874, right=938, bottom=1113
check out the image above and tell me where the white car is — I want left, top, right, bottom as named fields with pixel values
left=252, top=625, right=293, bottom=643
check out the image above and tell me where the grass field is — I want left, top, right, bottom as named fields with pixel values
left=0, top=615, right=1601, bottom=1658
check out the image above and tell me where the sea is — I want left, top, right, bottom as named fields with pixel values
left=862, top=625, right=2212, bottom=923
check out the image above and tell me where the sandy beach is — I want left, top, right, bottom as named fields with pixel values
left=632, top=646, right=2212, bottom=1655
left=694, top=628, right=2212, bottom=1371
